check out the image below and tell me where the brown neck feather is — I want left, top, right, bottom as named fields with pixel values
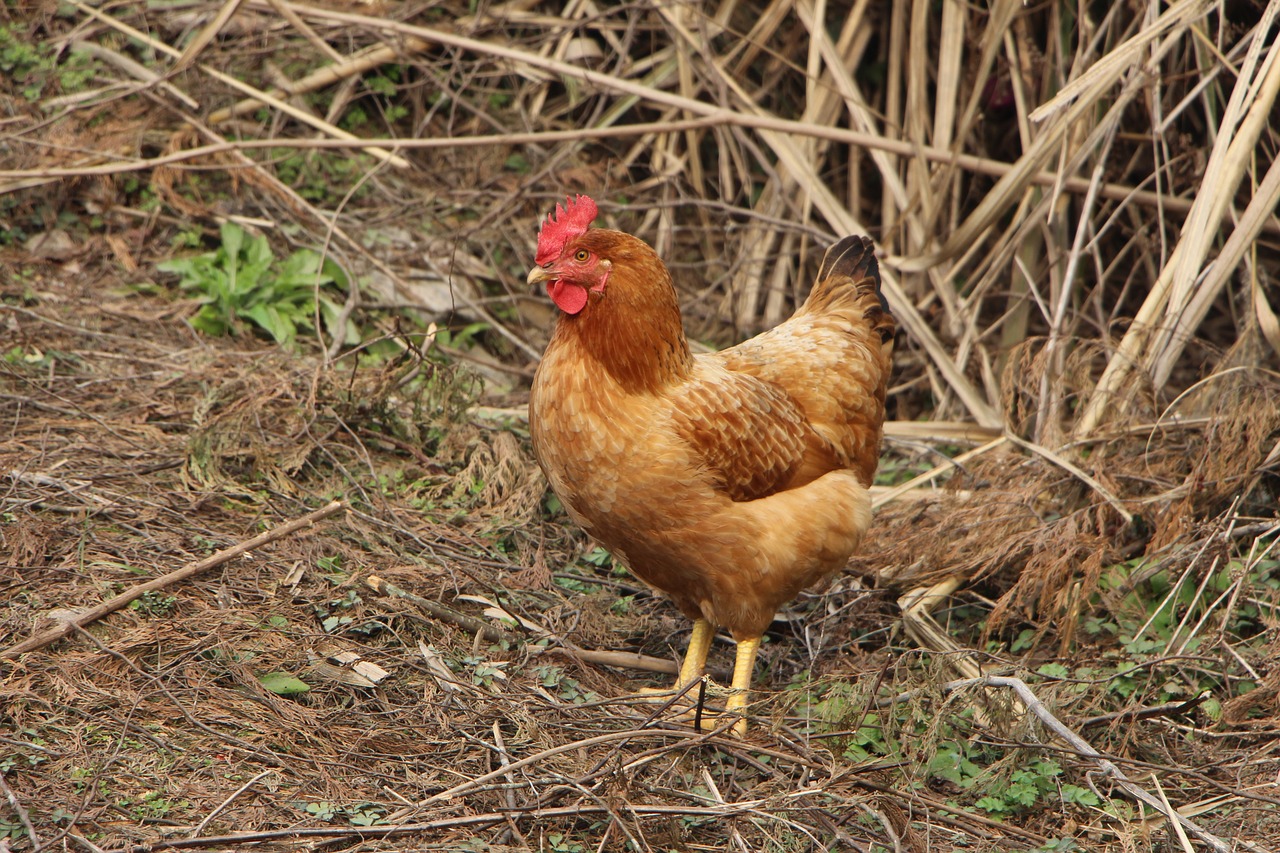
left=551, top=231, right=693, bottom=394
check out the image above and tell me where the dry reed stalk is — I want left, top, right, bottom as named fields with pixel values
left=1077, top=3, right=1280, bottom=436
left=69, top=0, right=409, bottom=170
left=206, top=39, right=433, bottom=124
left=248, top=0, right=1280, bottom=430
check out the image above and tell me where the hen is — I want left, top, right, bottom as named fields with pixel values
left=527, top=195, right=894, bottom=735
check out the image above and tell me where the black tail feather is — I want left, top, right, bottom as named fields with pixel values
left=818, top=236, right=890, bottom=315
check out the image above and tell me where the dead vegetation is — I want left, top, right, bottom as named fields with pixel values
left=2, top=1, right=1279, bottom=851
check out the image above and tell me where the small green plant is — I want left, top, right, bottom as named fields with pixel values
left=302, top=801, right=385, bottom=826
left=532, top=664, right=596, bottom=703
left=316, top=589, right=361, bottom=632
left=2, top=346, right=78, bottom=373
left=130, top=590, right=178, bottom=617
left=304, top=801, right=337, bottom=821
left=930, top=748, right=1100, bottom=816
left=157, top=222, right=356, bottom=349
left=124, top=790, right=186, bottom=821
left=545, top=832, right=587, bottom=853
left=316, top=554, right=343, bottom=573
left=461, top=655, right=508, bottom=689
left=272, top=148, right=372, bottom=204
left=0, top=735, right=48, bottom=774
left=0, top=817, right=25, bottom=841
left=0, top=26, right=98, bottom=100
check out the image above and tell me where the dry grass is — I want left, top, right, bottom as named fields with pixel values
left=2, top=1, right=1279, bottom=851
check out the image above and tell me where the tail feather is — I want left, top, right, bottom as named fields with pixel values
left=817, top=235, right=876, bottom=285
left=810, top=235, right=895, bottom=345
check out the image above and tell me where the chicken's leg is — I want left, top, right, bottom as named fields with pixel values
left=723, top=636, right=761, bottom=737
left=638, top=618, right=714, bottom=698
left=674, top=618, right=714, bottom=689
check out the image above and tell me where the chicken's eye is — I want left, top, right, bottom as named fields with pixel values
left=574, top=249, right=590, bottom=262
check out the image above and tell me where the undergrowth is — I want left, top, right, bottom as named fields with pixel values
left=2, top=1, right=1279, bottom=850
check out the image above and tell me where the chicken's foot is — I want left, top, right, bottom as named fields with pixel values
left=634, top=621, right=761, bottom=737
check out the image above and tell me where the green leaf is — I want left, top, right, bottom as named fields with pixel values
left=189, top=305, right=229, bottom=337
left=258, top=672, right=310, bottom=695
left=1060, top=784, right=1100, bottom=806
left=276, top=248, right=325, bottom=282
left=219, top=221, right=244, bottom=259
left=156, top=257, right=197, bottom=276
left=974, top=796, right=1009, bottom=814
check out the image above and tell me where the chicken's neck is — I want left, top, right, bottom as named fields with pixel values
left=550, top=271, right=694, bottom=395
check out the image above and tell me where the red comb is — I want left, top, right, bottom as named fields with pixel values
left=535, top=194, right=598, bottom=265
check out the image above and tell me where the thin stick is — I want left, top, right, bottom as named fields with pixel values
left=107, top=799, right=769, bottom=853
left=0, top=501, right=346, bottom=661
left=366, top=575, right=679, bottom=676
left=190, top=770, right=275, bottom=838
left=365, top=574, right=513, bottom=643
left=982, top=676, right=1233, bottom=853
left=2, top=118, right=1271, bottom=239
left=207, top=38, right=430, bottom=124
left=262, top=0, right=345, bottom=63
left=200, top=65, right=410, bottom=169
left=0, top=775, right=40, bottom=850
left=171, top=0, right=244, bottom=73
left=69, top=40, right=198, bottom=109
left=872, top=436, right=1007, bottom=510
left=68, top=0, right=407, bottom=168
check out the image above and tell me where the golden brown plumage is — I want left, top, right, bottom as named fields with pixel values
left=527, top=195, right=894, bottom=734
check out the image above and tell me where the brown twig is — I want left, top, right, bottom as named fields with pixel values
left=365, top=574, right=679, bottom=676
left=973, top=675, right=1235, bottom=853
left=0, top=500, right=346, bottom=661
left=0, top=774, right=40, bottom=850
left=109, top=800, right=774, bottom=853
left=365, top=573, right=516, bottom=644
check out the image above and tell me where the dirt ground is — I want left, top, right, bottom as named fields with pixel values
left=4, top=230, right=1280, bottom=853
left=3, top=2, right=1280, bottom=851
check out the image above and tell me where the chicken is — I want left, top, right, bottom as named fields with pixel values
left=527, top=195, right=895, bottom=735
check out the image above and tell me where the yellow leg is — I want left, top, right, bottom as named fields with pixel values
left=637, top=618, right=715, bottom=699
left=724, top=636, right=761, bottom=737
left=675, top=618, right=714, bottom=689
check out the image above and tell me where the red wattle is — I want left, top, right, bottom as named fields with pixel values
left=548, top=280, right=589, bottom=315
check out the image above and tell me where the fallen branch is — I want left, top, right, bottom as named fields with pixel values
left=207, top=38, right=432, bottom=125
left=0, top=500, right=346, bottom=661
left=366, top=573, right=516, bottom=644
left=108, top=799, right=764, bottom=853
left=365, top=574, right=679, bottom=676
left=952, top=675, right=1236, bottom=853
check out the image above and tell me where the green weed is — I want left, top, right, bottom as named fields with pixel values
left=301, top=801, right=386, bottom=826
left=271, top=148, right=373, bottom=204
left=0, top=26, right=99, bottom=101
left=158, top=222, right=357, bottom=349
left=129, top=590, right=178, bottom=617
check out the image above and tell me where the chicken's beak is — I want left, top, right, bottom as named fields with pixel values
left=527, top=266, right=553, bottom=287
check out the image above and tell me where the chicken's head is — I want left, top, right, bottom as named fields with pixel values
left=528, top=194, right=610, bottom=315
